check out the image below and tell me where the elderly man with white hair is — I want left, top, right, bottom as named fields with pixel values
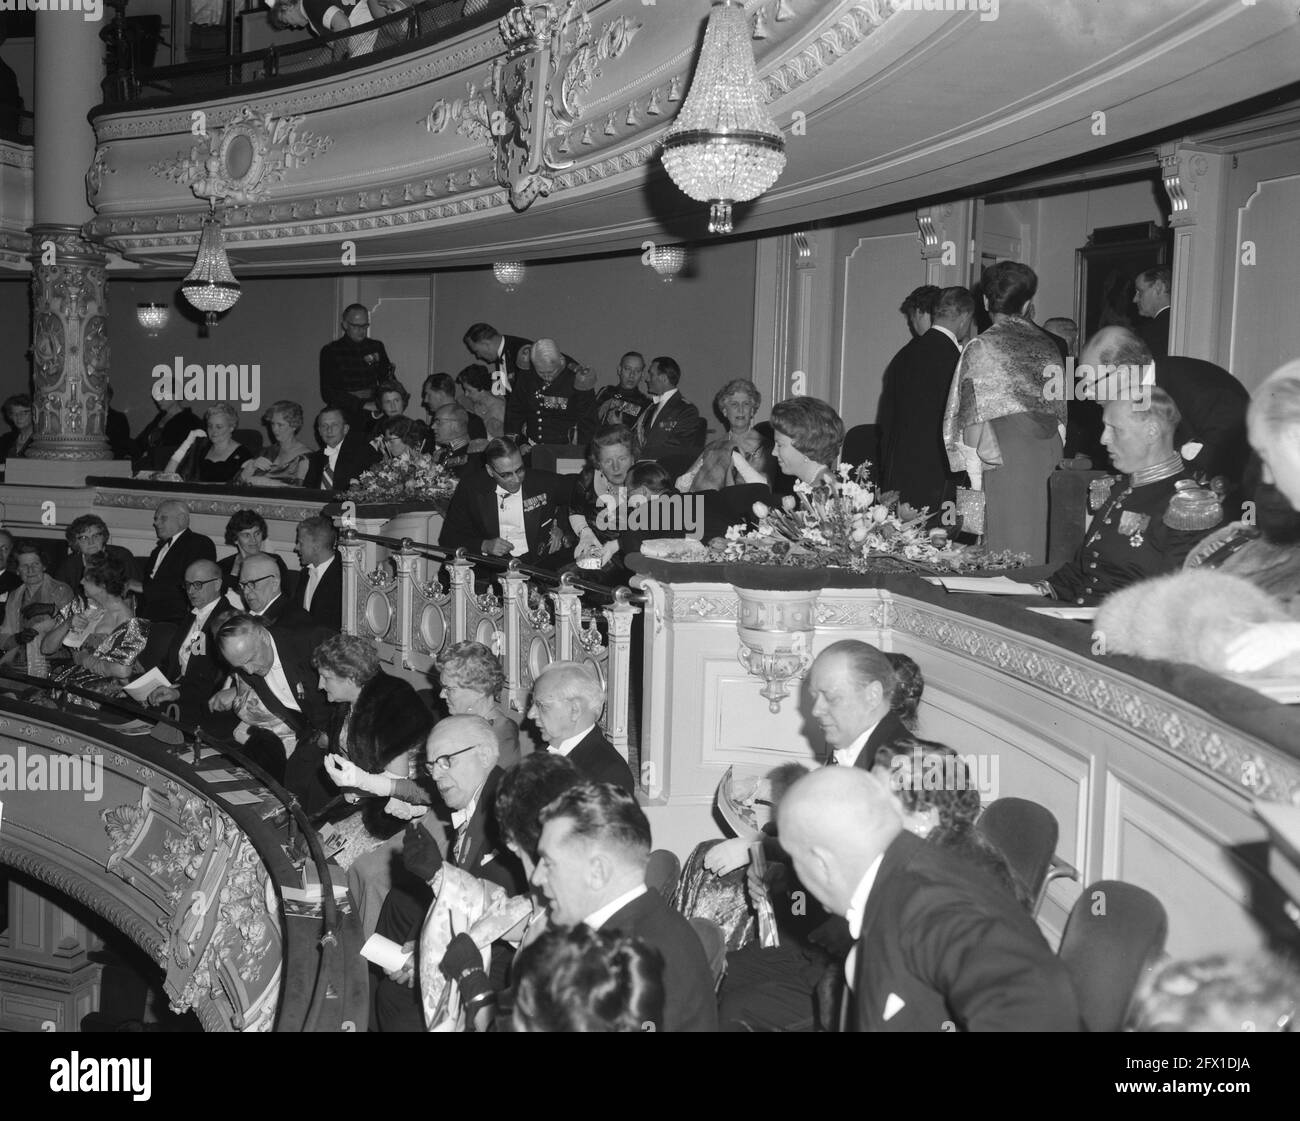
left=528, top=660, right=635, bottom=793
left=503, top=337, right=597, bottom=450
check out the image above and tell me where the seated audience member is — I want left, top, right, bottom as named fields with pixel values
left=513, top=926, right=665, bottom=1032
left=884, top=651, right=923, bottom=731
left=374, top=414, right=430, bottom=462
left=291, top=515, right=343, bottom=632
left=171, top=403, right=253, bottom=484
left=146, top=558, right=235, bottom=731
left=311, top=633, right=434, bottom=937
left=1036, top=382, right=1221, bottom=605
left=504, top=337, right=597, bottom=449
left=218, top=510, right=290, bottom=602
left=372, top=715, right=524, bottom=1032
left=768, top=396, right=845, bottom=488
left=133, top=396, right=199, bottom=471
left=778, top=766, right=1081, bottom=1031
left=0, top=393, right=34, bottom=461
left=528, top=661, right=634, bottom=792
left=534, top=781, right=718, bottom=1031
left=237, top=552, right=315, bottom=631
left=616, top=462, right=691, bottom=563
left=139, top=501, right=218, bottom=627
left=677, top=379, right=776, bottom=494
left=303, top=407, right=380, bottom=493
left=1086, top=326, right=1250, bottom=492
left=570, top=424, right=636, bottom=564
left=1130, top=953, right=1300, bottom=1032
left=0, top=541, right=73, bottom=667
left=900, top=284, right=942, bottom=338
left=595, top=352, right=651, bottom=429
left=57, top=515, right=140, bottom=593
left=1132, top=266, right=1172, bottom=359
left=462, top=322, right=533, bottom=397
left=1187, top=475, right=1300, bottom=612
left=0, top=530, right=17, bottom=602
left=435, top=640, right=523, bottom=768
left=105, top=386, right=132, bottom=460
left=438, top=437, right=574, bottom=569
left=424, top=370, right=488, bottom=442
left=42, top=552, right=150, bottom=703
left=368, top=377, right=411, bottom=434
left=212, top=613, right=334, bottom=807
left=429, top=403, right=485, bottom=478
left=633, top=356, right=707, bottom=477
left=455, top=363, right=506, bottom=440
left=238, top=400, right=313, bottom=486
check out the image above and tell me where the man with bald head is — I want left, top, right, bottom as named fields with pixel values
left=529, top=661, right=635, bottom=793
left=148, top=558, right=232, bottom=730
left=139, top=499, right=216, bottom=626
left=779, top=766, right=1080, bottom=1032
left=238, top=552, right=315, bottom=631
left=504, top=336, right=597, bottom=449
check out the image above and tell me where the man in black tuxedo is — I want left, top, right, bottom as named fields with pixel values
left=528, top=661, right=635, bottom=793
left=429, top=403, right=485, bottom=480
left=535, top=781, right=717, bottom=1031
left=373, top=715, right=524, bottom=1032
left=302, top=407, right=380, bottom=493
left=439, top=438, right=574, bottom=569
left=238, top=552, right=318, bottom=632
left=212, top=613, right=334, bottom=811
left=780, top=766, right=1081, bottom=1032
left=463, top=322, right=534, bottom=399
left=503, top=338, right=597, bottom=449
left=877, top=286, right=974, bottom=517
left=1133, top=267, right=1172, bottom=358
left=806, top=639, right=912, bottom=769
left=146, top=558, right=234, bottom=733
left=138, top=501, right=217, bottom=627
left=635, top=356, right=707, bottom=477
left=291, top=515, right=342, bottom=632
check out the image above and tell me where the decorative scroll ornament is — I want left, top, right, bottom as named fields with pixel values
left=150, top=104, right=332, bottom=205
left=488, top=1, right=641, bottom=211
left=733, top=583, right=821, bottom=713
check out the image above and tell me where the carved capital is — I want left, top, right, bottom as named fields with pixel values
left=1159, top=142, right=1216, bottom=229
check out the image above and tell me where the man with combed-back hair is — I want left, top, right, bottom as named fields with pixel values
left=528, top=661, right=634, bottom=793
left=534, top=781, right=717, bottom=1031
left=634, top=356, right=707, bottom=477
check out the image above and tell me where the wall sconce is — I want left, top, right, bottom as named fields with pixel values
left=136, top=302, right=170, bottom=333
left=493, top=261, right=526, bottom=292
left=649, top=245, right=687, bottom=282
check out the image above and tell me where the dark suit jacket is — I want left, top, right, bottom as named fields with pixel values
left=139, top=529, right=218, bottom=626
left=290, top=552, right=343, bottom=632
left=563, top=726, right=635, bottom=794
left=848, top=711, right=913, bottom=771
left=491, top=334, right=535, bottom=394
left=56, top=544, right=141, bottom=594
left=253, top=593, right=318, bottom=633
left=218, top=552, right=291, bottom=602
left=602, top=888, right=719, bottom=1032
left=636, top=392, right=708, bottom=478
left=439, top=468, right=570, bottom=558
left=159, top=602, right=235, bottom=733
left=431, top=442, right=485, bottom=481
left=133, top=407, right=200, bottom=469
left=852, top=830, right=1081, bottom=1032
left=303, top=430, right=381, bottom=493
left=1154, top=356, right=1250, bottom=484
left=877, top=328, right=963, bottom=514
left=1138, top=307, right=1170, bottom=359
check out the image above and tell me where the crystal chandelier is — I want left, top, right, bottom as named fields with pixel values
left=181, top=206, right=241, bottom=330
left=649, top=244, right=687, bottom=281
left=136, top=302, right=170, bottom=333
left=493, top=261, right=526, bottom=291
left=661, top=0, right=787, bottom=235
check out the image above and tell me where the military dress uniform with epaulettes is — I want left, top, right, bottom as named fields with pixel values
left=505, top=365, right=598, bottom=447
left=1044, top=454, right=1222, bottom=605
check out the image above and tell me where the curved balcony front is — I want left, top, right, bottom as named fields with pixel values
left=83, top=0, right=1300, bottom=274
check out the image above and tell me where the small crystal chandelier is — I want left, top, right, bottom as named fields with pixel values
left=136, top=302, right=170, bottom=333
left=181, top=203, right=241, bottom=331
left=493, top=261, right=526, bottom=291
left=661, top=0, right=787, bottom=235
left=649, top=244, right=687, bottom=282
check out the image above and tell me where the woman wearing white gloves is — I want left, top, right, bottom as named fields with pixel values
left=569, top=424, right=637, bottom=569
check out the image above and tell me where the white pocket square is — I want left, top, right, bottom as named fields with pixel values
left=883, top=992, right=905, bottom=1021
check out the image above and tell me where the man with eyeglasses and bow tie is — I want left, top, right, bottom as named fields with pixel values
left=235, top=552, right=316, bottom=631
left=146, top=558, right=234, bottom=732
left=439, top=437, right=574, bottom=570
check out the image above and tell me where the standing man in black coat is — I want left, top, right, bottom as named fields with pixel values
left=302, top=407, right=380, bottom=493
left=779, top=766, right=1081, bottom=1032
left=534, top=781, right=718, bottom=1031
left=320, top=304, right=395, bottom=424
left=1133, top=267, right=1172, bottom=359
left=877, top=286, right=974, bottom=517
left=634, top=356, right=708, bottom=478
left=503, top=338, right=597, bottom=449
left=528, top=661, right=635, bottom=793
left=138, top=501, right=217, bottom=627
left=463, top=322, right=534, bottom=398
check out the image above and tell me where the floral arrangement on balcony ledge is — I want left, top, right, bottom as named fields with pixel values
left=650, top=464, right=1028, bottom=576
left=339, top=453, right=457, bottom=510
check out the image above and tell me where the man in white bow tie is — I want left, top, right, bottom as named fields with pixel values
left=779, top=767, right=1081, bottom=1032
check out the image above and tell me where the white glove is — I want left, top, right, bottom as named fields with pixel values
left=384, top=798, right=428, bottom=821
left=576, top=528, right=603, bottom=560
left=324, top=753, right=397, bottom=796
left=162, top=428, right=205, bottom=475
left=731, top=449, right=767, bottom=486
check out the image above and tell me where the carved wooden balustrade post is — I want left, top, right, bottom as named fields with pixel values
left=602, top=587, right=640, bottom=765
left=498, top=563, right=533, bottom=719
left=390, top=544, right=419, bottom=668
left=448, top=556, right=477, bottom=643
left=339, top=531, right=365, bottom=636
left=551, top=574, right=583, bottom=662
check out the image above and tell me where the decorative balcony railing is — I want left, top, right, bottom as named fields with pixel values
left=338, top=529, right=644, bottom=771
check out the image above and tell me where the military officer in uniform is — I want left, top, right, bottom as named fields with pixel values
left=504, top=337, right=598, bottom=449
left=1037, top=384, right=1221, bottom=605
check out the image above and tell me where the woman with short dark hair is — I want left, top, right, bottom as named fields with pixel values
left=0, top=394, right=34, bottom=461
left=217, top=509, right=289, bottom=601
left=56, top=514, right=140, bottom=592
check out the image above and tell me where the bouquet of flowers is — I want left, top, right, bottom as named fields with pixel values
left=705, top=463, right=1028, bottom=574
left=340, top=453, right=458, bottom=509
